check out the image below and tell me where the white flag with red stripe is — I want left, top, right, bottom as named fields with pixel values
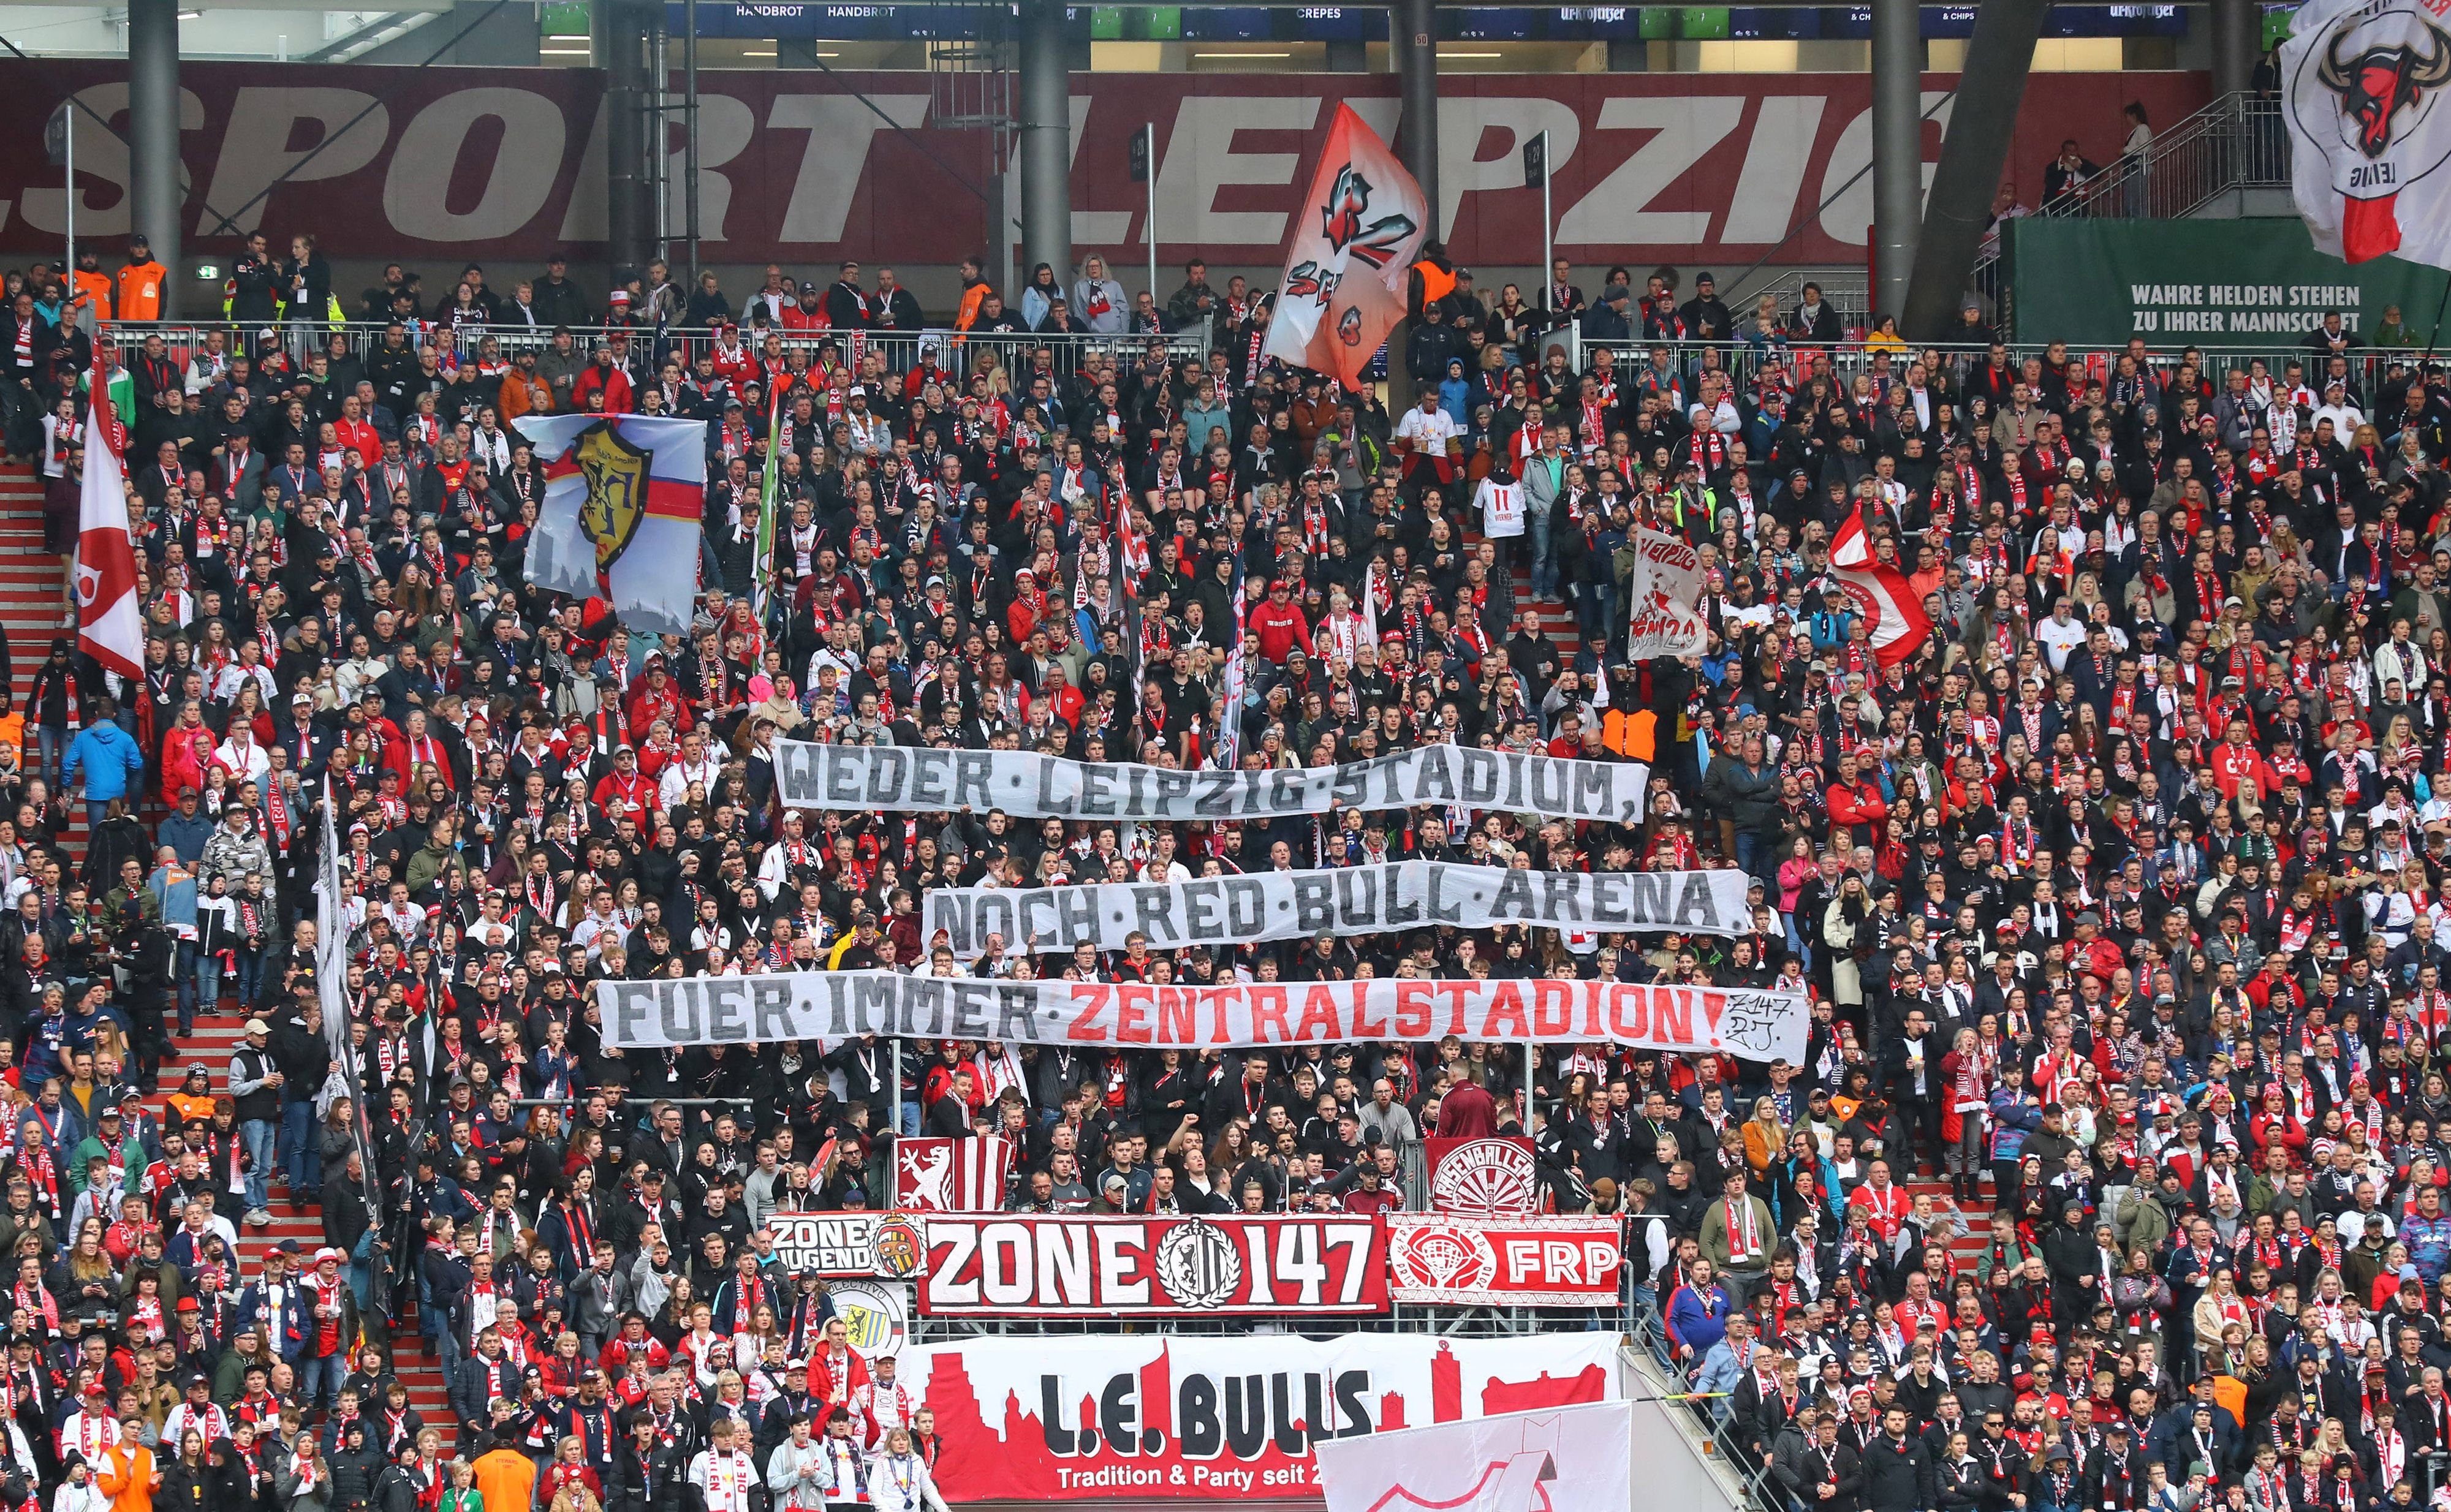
left=517, top=414, right=706, bottom=638
left=891, top=1135, right=1015, bottom=1212
left=1828, top=512, right=1932, bottom=668
left=2284, top=0, right=2451, bottom=268
left=74, top=341, right=143, bottom=678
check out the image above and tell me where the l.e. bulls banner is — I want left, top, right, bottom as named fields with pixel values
left=918, top=1214, right=1388, bottom=1316
left=1383, top=1215, right=1624, bottom=1306
left=899, top=1332, right=1621, bottom=1502
left=0, top=62, right=2201, bottom=268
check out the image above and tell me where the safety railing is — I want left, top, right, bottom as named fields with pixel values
left=1972, top=93, right=2294, bottom=323
left=1567, top=334, right=2434, bottom=414
left=100, top=319, right=1212, bottom=384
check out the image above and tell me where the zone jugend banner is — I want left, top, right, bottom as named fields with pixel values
left=594, top=970, right=1809, bottom=1062
left=922, top=862, right=1753, bottom=956
left=775, top=742, right=1649, bottom=825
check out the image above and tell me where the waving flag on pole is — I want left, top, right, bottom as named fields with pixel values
left=517, top=414, right=707, bottom=638
left=2284, top=0, right=2451, bottom=266
left=754, top=384, right=782, bottom=618
left=74, top=333, right=142, bottom=678
left=1262, top=104, right=1430, bottom=390
left=1828, top=511, right=1931, bottom=668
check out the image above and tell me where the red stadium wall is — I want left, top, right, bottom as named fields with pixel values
left=0, top=62, right=2206, bottom=271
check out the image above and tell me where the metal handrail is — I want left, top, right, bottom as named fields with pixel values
left=99, top=319, right=1214, bottom=380
left=1972, top=93, right=2294, bottom=327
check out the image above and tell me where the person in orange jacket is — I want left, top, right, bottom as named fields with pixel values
left=95, top=1413, right=158, bottom=1512
left=116, top=236, right=167, bottom=321
left=69, top=248, right=115, bottom=325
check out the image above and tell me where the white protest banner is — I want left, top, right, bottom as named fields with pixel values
left=1626, top=526, right=1707, bottom=660
left=774, top=743, right=1648, bottom=825
left=765, top=1211, right=930, bottom=1278
left=596, top=971, right=1808, bottom=1062
left=899, top=1332, right=1623, bottom=1503
left=922, top=862, right=1752, bottom=957
left=1314, top=1400, right=1634, bottom=1512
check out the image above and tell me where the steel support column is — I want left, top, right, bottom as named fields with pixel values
left=1394, top=0, right=1439, bottom=237
left=602, top=0, right=653, bottom=278
left=1870, top=0, right=1921, bottom=322
left=127, top=0, right=180, bottom=318
left=1017, top=0, right=1072, bottom=292
left=2209, top=0, right=2260, bottom=100
left=1901, top=0, right=2053, bottom=339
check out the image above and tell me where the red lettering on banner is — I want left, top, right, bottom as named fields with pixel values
left=1393, top=981, right=1434, bottom=1037
left=1351, top=990, right=1387, bottom=1038
left=1434, top=982, right=1476, bottom=1036
left=1157, top=986, right=1197, bottom=1046
left=1699, top=989, right=1726, bottom=1046
left=1530, top=981, right=1573, bottom=1038
left=1480, top=982, right=1531, bottom=1039
left=1064, top=990, right=1110, bottom=1043
left=1654, top=989, right=1692, bottom=1046
left=918, top=1215, right=1390, bottom=1316
left=1115, top=985, right=1153, bottom=1045
left=1250, top=986, right=1292, bottom=1045
left=1295, top=986, right=1341, bottom=1043
left=1607, top=984, right=1648, bottom=1041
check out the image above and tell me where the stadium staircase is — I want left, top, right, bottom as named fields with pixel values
left=0, top=460, right=450, bottom=1419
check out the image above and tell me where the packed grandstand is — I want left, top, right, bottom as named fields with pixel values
left=0, top=151, right=2446, bottom=1512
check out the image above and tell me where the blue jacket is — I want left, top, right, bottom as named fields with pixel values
left=1988, top=1086, right=2044, bottom=1162
left=64, top=720, right=144, bottom=802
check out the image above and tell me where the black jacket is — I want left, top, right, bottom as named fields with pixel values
left=1860, top=1433, right=1934, bottom=1512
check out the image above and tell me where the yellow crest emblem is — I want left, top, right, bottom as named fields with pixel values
left=572, top=420, right=652, bottom=571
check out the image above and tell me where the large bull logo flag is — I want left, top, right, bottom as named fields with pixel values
left=1263, top=104, right=1430, bottom=389
left=2286, top=0, right=2451, bottom=267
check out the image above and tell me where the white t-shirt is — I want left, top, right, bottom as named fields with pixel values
left=2035, top=614, right=2089, bottom=671
left=1476, top=477, right=1525, bottom=539
left=1395, top=406, right=1460, bottom=457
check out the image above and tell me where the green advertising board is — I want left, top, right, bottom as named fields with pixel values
left=2002, top=216, right=2450, bottom=348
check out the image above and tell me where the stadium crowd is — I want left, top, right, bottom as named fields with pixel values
left=0, top=222, right=2439, bottom=1512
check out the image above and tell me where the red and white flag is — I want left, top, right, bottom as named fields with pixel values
left=1262, top=103, right=1429, bottom=390
left=74, top=338, right=143, bottom=678
left=2284, top=0, right=2451, bottom=266
left=891, top=1135, right=1015, bottom=1212
left=1828, top=511, right=1931, bottom=668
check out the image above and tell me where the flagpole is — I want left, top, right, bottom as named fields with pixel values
left=1143, top=121, right=1157, bottom=323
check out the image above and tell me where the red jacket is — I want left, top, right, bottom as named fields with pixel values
left=1248, top=600, right=1312, bottom=665
left=571, top=364, right=634, bottom=414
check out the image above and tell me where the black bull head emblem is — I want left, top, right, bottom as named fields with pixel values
left=2321, top=25, right=2451, bottom=159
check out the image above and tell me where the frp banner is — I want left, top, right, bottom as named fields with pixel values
left=1314, top=1400, right=1634, bottom=1512
left=922, top=863, right=1752, bottom=958
left=917, top=1215, right=1388, bottom=1317
left=765, top=1211, right=929, bottom=1279
left=1382, top=1215, right=1624, bottom=1306
left=900, top=1332, right=1622, bottom=1502
left=776, top=743, right=1648, bottom=824
left=1625, top=528, right=1707, bottom=661
left=1425, top=1137, right=1542, bottom=1217
left=890, top=1135, right=1016, bottom=1213
left=0, top=62, right=2199, bottom=268
left=2004, top=215, right=2451, bottom=346
left=597, top=972, right=1810, bottom=1062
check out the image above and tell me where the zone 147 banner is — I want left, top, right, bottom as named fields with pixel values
left=922, top=863, right=1753, bottom=958
left=899, top=1332, right=1623, bottom=1502
left=775, top=742, right=1648, bottom=824
left=597, top=971, right=1809, bottom=1062
left=919, top=1214, right=1387, bottom=1316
